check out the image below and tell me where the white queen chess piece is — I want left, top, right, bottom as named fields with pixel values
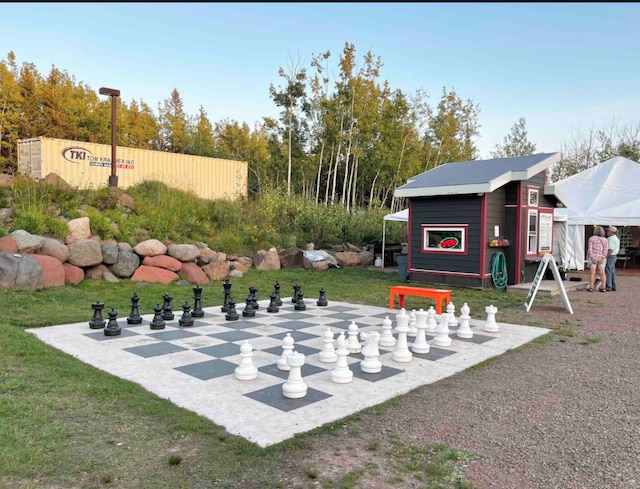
left=483, top=304, right=499, bottom=333
left=282, top=351, right=307, bottom=398
left=411, top=308, right=430, bottom=354
left=392, top=308, right=413, bottom=362
left=330, top=332, right=353, bottom=384
left=456, top=302, right=473, bottom=338
left=360, top=331, right=382, bottom=373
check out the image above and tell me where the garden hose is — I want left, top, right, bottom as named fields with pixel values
left=491, top=252, right=508, bottom=291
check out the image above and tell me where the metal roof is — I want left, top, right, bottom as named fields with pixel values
left=395, top=153, right=561, bottom=198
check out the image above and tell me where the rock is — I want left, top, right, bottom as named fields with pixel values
left=253, top=248, right=281, bottom=270
left=85, top=264, right=109, bottom=279
left=40, top=237, right=70, bottom=263
left=197, top=248, right=218, bottom=264
left=63, top=263, right=84, bottom=285
left=110, top=250, right=140, bottom=278
left=142, top=255, right=182, bottom=272
left=312, top=260, right=330, bottom=271
left=278, top=247, right=304, bottom=269
left=228, top=269, right=243, bottom=278
left=232, top=260, right=251, bottom=274
left=167, top=243, right=199, bottom=262
left=335, top=251, right=361, bottom=267
left=202, top=260, right=230, bottom=281
left=65, top=217, right=91, bottom=244
left=133, top=239, right=168, bottom=257
left=102, top=271, right=120, bottom=283
left=68, top=239, right=103, bottom=267
left=101, top=243, right=119, bottom=265
left=0, top=236, right=18, bottom=253
left=42, top=173, right=72, bottom=191
left=131, top=265, right=179, bottom=285
left=0, top=251, right=44, bottom=291
left=317, top=250, right=338, bottom=266
left=359, top=250, right=374, bottom=267
left=0, top=208, right=15, bottom=224
left=10, top=230, right=45, bottom=254
left=28, top=254, right=65, bottom=288
left=109, top=187, right=135, bottom=209
left=0, top=174, right=15, bottom=188
left=180, top=262, right=209, bottom=285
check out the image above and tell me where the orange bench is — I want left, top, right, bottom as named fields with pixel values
left=389, top=286, right=452, bottom=314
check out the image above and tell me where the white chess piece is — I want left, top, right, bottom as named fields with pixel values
left=433, top=308, right=452, bottom=347
left=318, top=327, right=338, bottom=363
left=483, top=304, right=499, bottom=333
left=330, top=332, right=353, bottom=383
left=277, top=333, right=294, bottom=371
left=346, top=321, right=362, bottom=354
left=360, top=331, right=382, bottom=373
left=456, top=303, right=473, bottom=338
left=407, top=309, right=418, bottom=337
left=426, top=306, right=437, bottom=333
left=379, top=315, right=396, bottom=347
left=411, top=308, right=430, bottom=354
left=282, top=351, right=307, bottom=398
left=392, top=308, right=412, bottom=362
left=446, top=302, right=458, bottom=328
left=234, top=341, right=258, bottom=380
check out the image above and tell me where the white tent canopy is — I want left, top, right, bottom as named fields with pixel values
left=382, top=209, right=408, bottom=268
left=545, top=156, right=640, bottom=270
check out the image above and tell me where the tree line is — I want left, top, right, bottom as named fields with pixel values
left=1, top=45, right=639, bottom=209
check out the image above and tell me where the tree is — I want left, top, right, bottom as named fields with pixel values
left=0, top=52, right=22, bottom=171
left=490, top=117, right=537, bottom=158
left=158, top=88, right=190, bottom=153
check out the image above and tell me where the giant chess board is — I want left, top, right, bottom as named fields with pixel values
left=27, top=294, right=550, bottom=447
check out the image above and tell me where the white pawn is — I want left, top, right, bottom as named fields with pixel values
left=234, top=341, right=258, bottom=380
left=330, top=332, right=353, bottom=384
left=457, top=303, right=473, bottom=338
left=446, top=302, right=458, bottom=328
left=346, top=321, right=362, bottom=354
left=407, top=309, right=418, bottom=337
left=426, top=306, right=438, bottom=333
left=392, top=308, right=412, bottom=362
left=282, top=351, right=307, bottom=399
left=483, top=304, right=499, bottom=333
left=379, top=315, right=396, bottom=347
left=360, top=331, right=382, bottom=373
left=411, top=308, right=430, bottom=354
left=433, top=308, right=452, bottom=347
left=277, top=333, right=295, bottom=371
left=318, top=327, right=338, bottom=363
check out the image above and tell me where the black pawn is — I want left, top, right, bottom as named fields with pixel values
left=274, top=282, right=283, bottom=306
left=150, top=303, right=166, bottom=330
left=89, top=301, right=106, bottom=329
left=242, top=301, right=256, bottom=318
left=192, top=285, right=204, bottom=318
left=317, top=288, right=328, bottom=307
left=179, top=301, right=194, bottom=327
left=104, top=308, right=121, bottom=336
left=295, top=291, right=307, bottom=311
left=221, top=279, right=232, bottom=313
left=267, top=291, right=280, bottom=313
left=161, top=293, right=174, bottom=321
left=292, top=284, right=301, bottom=304
left=127, top=292, right=142, bottom=324
left=225, top=298, right=239, bottom=321
left=248, top=286, right=259, bottom=310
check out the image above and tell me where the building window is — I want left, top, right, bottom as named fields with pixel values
left=422, top=225, right=467, bottom=253
left=527, top=209, right=538, bottom=255
left=527, top=187, right=539, bottom=207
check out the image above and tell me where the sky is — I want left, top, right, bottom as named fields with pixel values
left=2, top=2, right=640, bottom=158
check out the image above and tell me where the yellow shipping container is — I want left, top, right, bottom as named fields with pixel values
left=18, top=137, right=248, bottom=201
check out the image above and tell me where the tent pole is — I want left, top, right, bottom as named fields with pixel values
left=382, top=221, right=386, bottom=269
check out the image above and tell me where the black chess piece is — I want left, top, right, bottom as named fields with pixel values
left=179, top=301, right=194, bottom=327
left=317, top=287, right=328, bottom=307
left=104, top=308, right=122, bottom=336
left=294, top=291, right=307, bottom=311
left=292, top=284, right=301, bottom=304
left=221, top=279, right=232, bottom=313
left=274, top=282, right=283, bottom=306
left=267, top=291, right=280, bottom=313
left=161, top=293, right=174, bottom=321
left=225, top=298, right=239, bottom=321
left=89, top=301, right=106, bottom=329
left=242, top=301, right=256, bottom=318
left=127, top=292, right=143, bottom=324
left=150, top=303, right=166, bottom=330
left=192, top=285, right=204, bottom=318
left=248, top=286, right=259, bottom=310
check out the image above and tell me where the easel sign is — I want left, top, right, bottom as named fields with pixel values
left=524, top=253, right=573, bottom=314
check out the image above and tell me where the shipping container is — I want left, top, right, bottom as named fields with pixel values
left=18, top=137, right=248, bottom=201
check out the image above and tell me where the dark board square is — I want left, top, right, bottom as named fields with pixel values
left=324, top=305, right=360, bottom=313
left=209, top=330, right=261, bottom=342
left=269, top=330, right=318, bottom=342
left=350, top=364, right=406, bottom=382
left=277, top=312, right=316, bottom=320
left=174, top=358, right=237, bottom=380
left=244, top=383, right=331, bottom=412
left=270, top=320, right=315, bottom=331
left=456, top=333, right=495, bottom=345
left=124, top=342, right=187, bottom=358
left=325, top=313, right=361, bottom=320
left=262, top=344, right=321, bottom=358
left=216, top=319, right=261, bottom=330
left=148, top=329, right=202, bottom=341
left=411, top=346, right=457, bottom=361
left=258, top=362, right=327, bottom=380
left=84, top=328, right=139, bottom=341
left=195, top=342, right=243, bottom=358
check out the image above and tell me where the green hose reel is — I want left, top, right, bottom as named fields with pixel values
left=491, top=252, right=508, bottom=291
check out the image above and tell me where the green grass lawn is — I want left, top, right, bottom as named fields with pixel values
left=0, top=268, right=554, bottom=489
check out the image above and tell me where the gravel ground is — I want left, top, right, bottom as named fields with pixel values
left=271, top=274, right=640, bottom=489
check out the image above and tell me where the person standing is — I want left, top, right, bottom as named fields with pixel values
left=605, top=225, right=620, bottom=291
left=587, top=226, right=608, bottom=292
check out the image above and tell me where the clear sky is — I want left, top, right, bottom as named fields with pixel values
left=2, top=2, right=639, bottom=158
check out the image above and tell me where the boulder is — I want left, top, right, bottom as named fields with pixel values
left=40, top=237, right=70, bottom=263
left=131, top=265, right=179, bottom=285
left=68, top=239, right=103, bottom=267
left=110, top=250, right=140, bottom=278
left=63, top=263, right=84, bottom=285
left=10, top=230, right=45, bottom=253
left=0, top=236, right=18, bottom=253
left=133, top=239, right=168, bottom=257
left=0, top=252, right=44, bottom=291
left=180, top=262, right=209, bottom=285
left=253, top=248, right=281, bottom=270
left=142, top=255, right=182, bottom=272
left=278, top=247, right=304, bottom=269
left=167, top=243, right=199, bottom=262
left=65, top=217, right=92, bottom=244
left=85, top=264, right=109, bottom=279
left=28, top=254, right=65, bottom=288
left=335, top=251, right=361, bottom=267
left=202, top=260, right=230, bottom=281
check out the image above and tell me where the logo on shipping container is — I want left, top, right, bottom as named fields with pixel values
left=62, top=147, right=93, bottom=164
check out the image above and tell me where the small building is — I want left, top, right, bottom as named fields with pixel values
left=393, top=153, right=564, bottom=289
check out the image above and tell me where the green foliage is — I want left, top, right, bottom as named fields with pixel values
left=84, top=207, right=117, bottom=241
left=10, top=209, right=68, bottom=238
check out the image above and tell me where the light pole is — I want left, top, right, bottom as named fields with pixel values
left=99, top=87, right=120, bottom=187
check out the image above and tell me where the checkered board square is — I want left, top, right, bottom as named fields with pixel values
left=26, top=293, right=550, bottom=447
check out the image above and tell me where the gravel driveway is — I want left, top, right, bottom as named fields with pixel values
left=273, top=274, right=640, bottom=489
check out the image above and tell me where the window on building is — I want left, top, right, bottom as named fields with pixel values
left=422, top=226, right=467, bottom=253
left=527, top=209, right=538, bottom=255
